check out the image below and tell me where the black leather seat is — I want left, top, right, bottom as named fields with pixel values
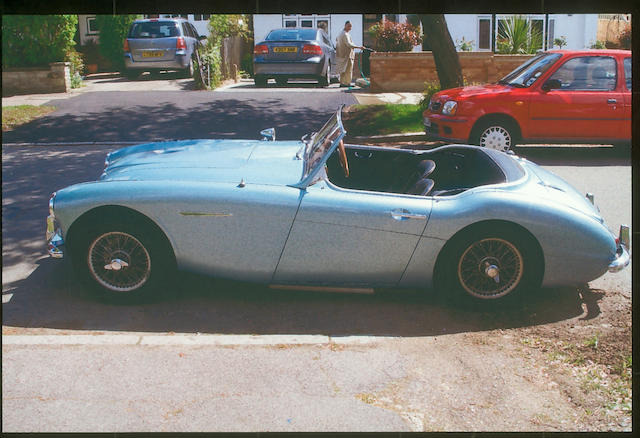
left=417, top=159, right=436, bottom=177
left=407, top=178, right=435, bottom=196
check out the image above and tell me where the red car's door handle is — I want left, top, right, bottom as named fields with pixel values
left=607, top=98, right=617, bottom=104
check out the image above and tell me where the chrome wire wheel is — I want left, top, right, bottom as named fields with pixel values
left=87, top=231, right=151, bottom=293
left=457, top=237, right=524, bottom=299
left=479, top=125, right=512, bottom=151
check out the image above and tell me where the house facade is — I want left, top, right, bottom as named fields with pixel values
left=253, top=13, right=599, bottom=52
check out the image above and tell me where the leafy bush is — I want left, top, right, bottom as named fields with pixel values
left=553, top=36, right=567, bottom=49
left=419, top=81, right=441, bottom=109
left=194, top=40, right=222, bottom=89
left=496, top=15, right=542, bottom=54
left=590, top=40, right=606, bottom=49
left=65, top=48, right=84, bottom=75
left=456, top=37, right=474, bottom=52
left=368, top=20, right=422, bottom=52
left=2, top=15, right=78, bottom=68
left=94, top=15, right=140, bottom=71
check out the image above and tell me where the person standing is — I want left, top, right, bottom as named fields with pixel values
left=335, top=21, right=364, bottom=87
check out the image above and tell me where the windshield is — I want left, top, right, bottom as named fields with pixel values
left=294, top=108, right=346, bottom=188
left=266, top=29, right=318, bottom=41
left=498, top=53, right=562, bottom=87
left=129, top=21, right=180, bottom=38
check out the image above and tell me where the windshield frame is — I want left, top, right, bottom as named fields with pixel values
left=498, top=52, right=562, bottom=88
left=291, top=106, right=346, bottom=189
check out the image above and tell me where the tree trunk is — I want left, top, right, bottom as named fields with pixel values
left=418, top=14, right=464, bottom=90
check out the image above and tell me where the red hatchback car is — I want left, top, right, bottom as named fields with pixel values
left=423, top=50, right=631, bottom=151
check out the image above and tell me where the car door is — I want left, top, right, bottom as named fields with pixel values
left=273, top=181, right=432, bottom=287
left=528, top=55, right=625, bottom=141
left=621, top=56, right=631, bottom=141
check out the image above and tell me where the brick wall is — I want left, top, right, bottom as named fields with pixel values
left=370, top=52, right=534, bottom=92
left=2, top=62, right=71, bottom=96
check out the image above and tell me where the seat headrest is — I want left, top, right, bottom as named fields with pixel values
left=417, top=159, right=436, bottom=177
left=408, top=178, right=435, bottom=196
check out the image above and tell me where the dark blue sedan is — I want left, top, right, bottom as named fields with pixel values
left=253, top=28, right=337, bottom=87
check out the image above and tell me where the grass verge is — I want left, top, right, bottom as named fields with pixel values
left=343, top=104, right=423, bottom=137
left=2, top=105, right=56, bottom=132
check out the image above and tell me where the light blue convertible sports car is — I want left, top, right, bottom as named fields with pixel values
left=46, top=107, right=629, bottom=303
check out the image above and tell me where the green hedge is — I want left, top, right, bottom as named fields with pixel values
left=2, top=15, right=78, bottom=68
left=95, top=15, right=141, bottom=71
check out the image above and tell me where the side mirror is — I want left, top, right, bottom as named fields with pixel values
left=260, top=128, right=276, bottom=141
left=542, top=78, right=562, bottom=92
left=198, top=35, right=208, bottom=41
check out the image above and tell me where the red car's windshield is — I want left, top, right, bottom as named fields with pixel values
left=498, top=53, right=562, bottom=88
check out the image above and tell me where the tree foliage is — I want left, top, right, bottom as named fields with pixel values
left=95, top=15, right=141, bottom=71
left=2, top=15, right=78, bottom=68
left=368, top=20, right=422, bottom=52
left=496, top=15, right=542, bottom=54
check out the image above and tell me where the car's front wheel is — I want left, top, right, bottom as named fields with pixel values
left=72, top=220, right=175, bottom=303
left=436, top=225, right=542, bottom=304
left=472, top=120, right=517, bottom=152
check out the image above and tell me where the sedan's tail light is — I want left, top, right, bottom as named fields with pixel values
left=302, top=44, right=323, bottom=55
left=123, top=39, right=130, bottom=52
left=176, top=37, right=187, bottom=50
left=254, top=44, right=269, bottom=55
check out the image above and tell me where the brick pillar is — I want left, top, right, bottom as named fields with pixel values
left=49, top=62, right=71, bottom=92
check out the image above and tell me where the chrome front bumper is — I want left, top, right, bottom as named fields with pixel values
left=608, top=225, right=630, bottom=273
left=46, top=215, right=64, bottom=259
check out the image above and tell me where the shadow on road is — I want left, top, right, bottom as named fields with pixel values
left=513, top=145, right=631, bottom=166
left=2, top=257, right=591, bottom=337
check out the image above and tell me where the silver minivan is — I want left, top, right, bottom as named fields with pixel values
left=123, top=18, right=205, bottom=79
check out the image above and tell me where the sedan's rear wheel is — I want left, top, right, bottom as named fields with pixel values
left=318, top=62, right=330, bottom=87
left=73, top=220, right=174, bottom=303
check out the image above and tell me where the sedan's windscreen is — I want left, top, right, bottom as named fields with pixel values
left=498, top=53, right=562, bottom=87
left=266, top=29, right=317, bottom=41
left=129, top=22, right=180, bottom=38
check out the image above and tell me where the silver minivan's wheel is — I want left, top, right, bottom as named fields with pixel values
left=472, top=120, right=517, bottom=152
left=181, top=57, right=194, bottom=78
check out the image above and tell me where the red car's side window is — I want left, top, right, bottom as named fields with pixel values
left=623, top=58, right=631, bottom=90
left=547, top=56, right=617, bottom=91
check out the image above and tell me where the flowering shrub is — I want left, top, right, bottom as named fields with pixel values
left=368, top=20, right=422, bottom=52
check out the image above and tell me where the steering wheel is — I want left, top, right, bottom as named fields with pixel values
left=337, top=139, right=349, bottom=178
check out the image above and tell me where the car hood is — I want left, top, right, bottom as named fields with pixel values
left=101, top=139, right=305, bottom=186
left=433, top=84, right=513, bottom=101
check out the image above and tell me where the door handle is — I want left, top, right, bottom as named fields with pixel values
left=607, top=98, right=617, bottom=104
left=390, top=209, right=427, bottom=221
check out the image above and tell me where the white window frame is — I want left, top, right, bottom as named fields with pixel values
left=86, top=16, right=98, bottom=35
left=281, top=14, right=331, bottom=38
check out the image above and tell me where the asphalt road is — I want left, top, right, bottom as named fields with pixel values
left=2, top=81, right=358, bottom=144
left=1, top=139, right=631, bottom=431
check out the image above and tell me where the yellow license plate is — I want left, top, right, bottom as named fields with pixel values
left=273, top=47, right=297, bottom=53
left=142, top=51, right=164, bottom=58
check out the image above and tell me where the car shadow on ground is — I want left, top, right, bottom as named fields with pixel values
left=2, top=257, right=594, bottom=337
left=513, top=145, right=631, bottom=166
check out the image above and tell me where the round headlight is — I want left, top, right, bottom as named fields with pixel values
left=442, top=101, right=458, bottom=116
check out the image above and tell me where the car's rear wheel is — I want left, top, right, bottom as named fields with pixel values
left=181, top=57, right=194, bottom=78
left=472, top=119, right=517, bottom=152
left=436, top=224, right=542, bottom=304
left=72, top=219, right=175, bottom=303
left=318, top=62, right=330, bottom=87
left=254, top=75, right=267, bottom=87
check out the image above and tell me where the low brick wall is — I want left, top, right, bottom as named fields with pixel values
left=370, top=52, right=534, bottom=92
left=2, top=62, right=71, bottom=96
